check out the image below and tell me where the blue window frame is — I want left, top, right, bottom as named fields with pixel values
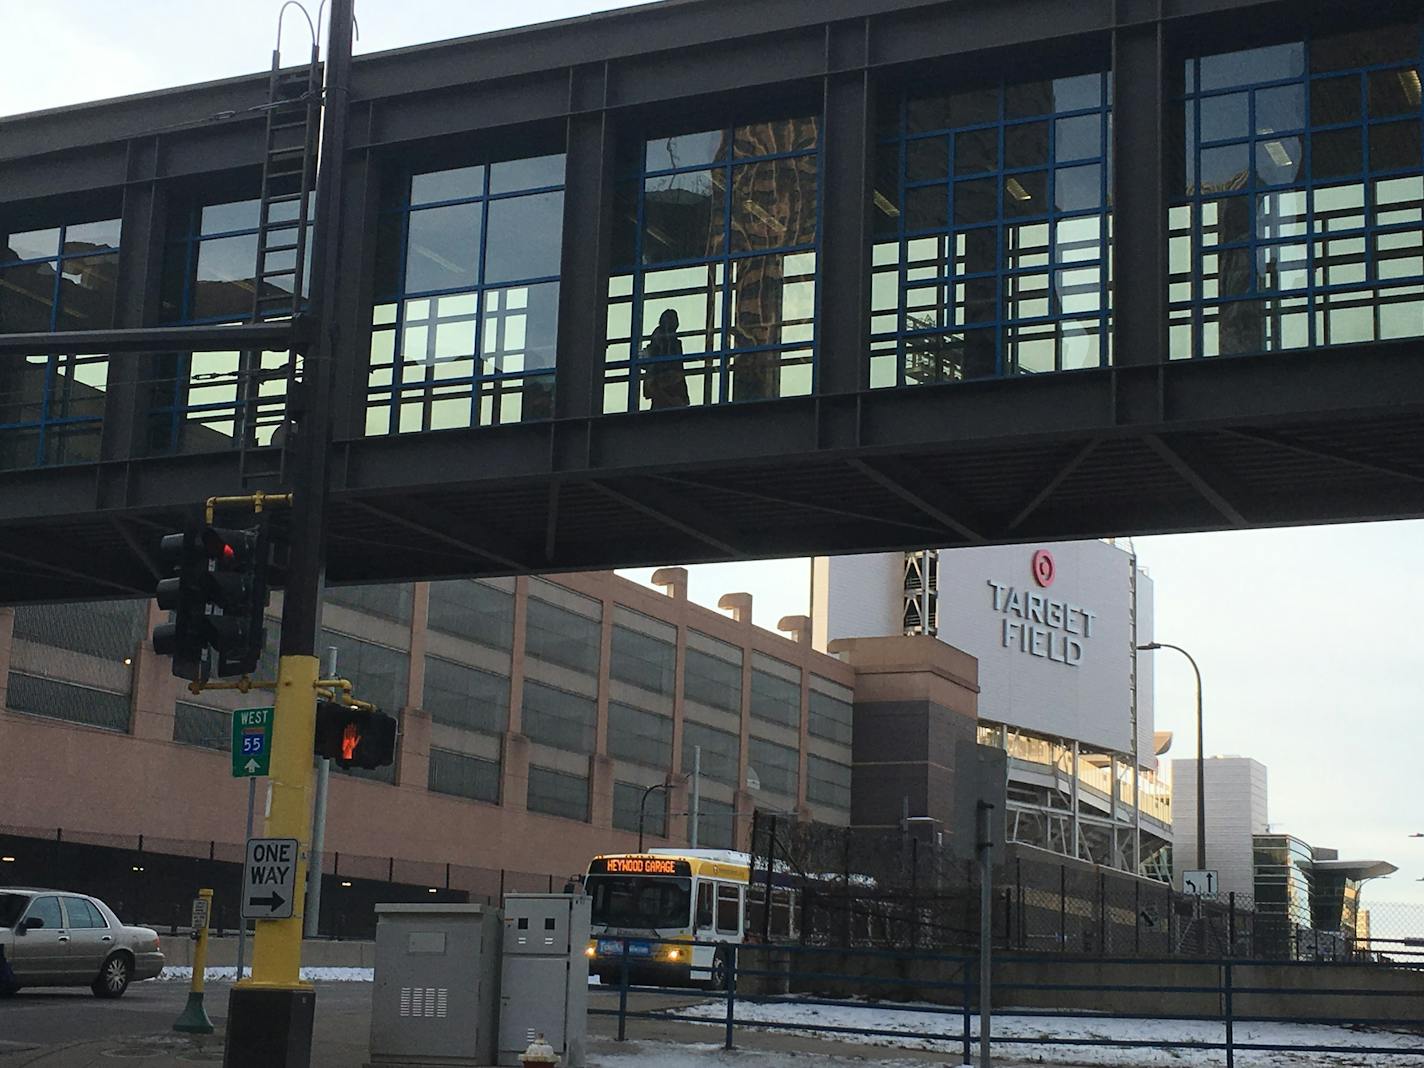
left=871, top=72, right=1113, bottom=386
left=148, top=197, right=307, bottom=455
left=367, top=153, right=566, bottom=435
left=605, top=117, right=821, bottom=413
left=1171, top=23, right=1424, bottom=359
left=0, top=218, right=120, bottom=469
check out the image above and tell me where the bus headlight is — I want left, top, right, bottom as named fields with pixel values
left=585, top=945, right=597, bottom=958
left=664, top=947, right=682, bottom=962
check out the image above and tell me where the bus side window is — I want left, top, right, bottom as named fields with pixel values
left=696, top=882, right=714, bottom=929
left=715, top=884, right=740, bottom=935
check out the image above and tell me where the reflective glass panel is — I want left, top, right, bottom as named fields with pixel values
left=484, top=192, right=565, bottom=283
left=874, top=70, right=1112, bottom=383
left=1175, top=24, right=1424, bottom=359
left=368, top=154, right=566, bottom=433
left=606, top=115, right=821, bottom=413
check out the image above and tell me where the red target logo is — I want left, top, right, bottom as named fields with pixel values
left=1031, top=550, right=1056, bottom=588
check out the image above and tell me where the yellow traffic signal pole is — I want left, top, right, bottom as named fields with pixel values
left=245, top=654, right=320, bottom=985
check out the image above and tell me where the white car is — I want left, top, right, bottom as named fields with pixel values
left=0, top=888, right=164, bottom=998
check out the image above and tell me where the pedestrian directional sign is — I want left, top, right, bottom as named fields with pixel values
left=241, top=837, right=299, bottom=920
left=1183, top=869, right=1219, bottom=896
left=231, top=706, right=275, bottom=778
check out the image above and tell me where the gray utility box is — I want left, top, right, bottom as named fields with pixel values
left=498, top=894, right=590, bottom=1068
left=369, top=903, right=502, bottom=1068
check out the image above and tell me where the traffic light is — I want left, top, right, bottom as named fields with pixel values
left=313, top=701, right=398, bottom=770
left=153, top=528, right=210, bottom=682
left=201, top=524, right=270, bottom=678
left=151, top=518, right=276, bottom=681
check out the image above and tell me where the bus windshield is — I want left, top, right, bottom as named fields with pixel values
left=586, top=875, right=691, bottom=930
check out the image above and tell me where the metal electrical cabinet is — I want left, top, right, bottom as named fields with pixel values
left=369, top=903, right=502, bottom=1068
left=498, top=894, right=590, bottom=1067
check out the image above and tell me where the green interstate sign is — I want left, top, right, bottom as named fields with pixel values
left=231, top=706, right=276, bottom=778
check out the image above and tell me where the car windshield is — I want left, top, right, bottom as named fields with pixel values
left=0, top=894, right=29, bottom=929
left=587, top=876, right=691, bottom=930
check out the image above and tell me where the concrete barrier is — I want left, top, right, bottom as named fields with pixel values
left=782, top=949, right=1424, bottom=1024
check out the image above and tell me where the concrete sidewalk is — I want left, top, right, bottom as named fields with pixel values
left=0, top=981, right=1066, bottom=1067
left=0, top=1034, right=1055, bottom=1067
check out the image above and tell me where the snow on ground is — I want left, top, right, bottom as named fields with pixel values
left=158, top=966, right=373, bottom=982
left=590, top=1041, right=930, bottom=1067
left=670, top=998, right=1424, bottom=1066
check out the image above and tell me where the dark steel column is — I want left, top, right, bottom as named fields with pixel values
left=328, top=149, right=379, bottom=447
left=99, top=139, right=165, bottom=484
left=1111, top=10, right=1169, bottom=422
left=223, top=2, right=354, bottom=1064
left=817, top=20, right=874, bottom=417
left=277, top=0, right=356, bottom=655
left=555, top=63, right=614, bottom=460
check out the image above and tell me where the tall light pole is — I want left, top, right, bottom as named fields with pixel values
left=1138, top=641, right=1206, bottom=872
left=637, top=780, right=671, bottom=853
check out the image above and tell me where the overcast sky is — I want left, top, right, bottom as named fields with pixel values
left=7, top=1, right=1421, bottom=910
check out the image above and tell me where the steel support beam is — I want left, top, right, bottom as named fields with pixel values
left=1224, top=428, right=1424, bottom=486
left=1111, top=10, right=1167, bottom=374
left=590, top=479, right=744, bottom=558
left=554, top=64, right=615, bottom=441
left=818, top=20, right=874, bottom=401
left=0, top=322, right=304, bottom=357
left=848, top=458, right=986, bottom=543
left=1144, top=434, right=1248, bottom=527
left=349, top=500, right=532, bottom=572
left=1007, top=439, right=1100, bottom=531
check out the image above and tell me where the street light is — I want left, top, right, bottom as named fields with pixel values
left=637, top=779, right=673, bottom=852
left=1138, top=641, right=1206, bottom=872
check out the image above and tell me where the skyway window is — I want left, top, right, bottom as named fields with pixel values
left=871, top=70, right=1113, bottom=385
left=605, top=117, right=821, bottom=413
left=0, top=216, right=120, bottom=469
left=368, top=153, right=566, bottom=434
left=1171, top=24, right=1424, bottom=358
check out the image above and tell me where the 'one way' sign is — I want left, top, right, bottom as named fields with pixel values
left=241, top=837, right=299, bottom=920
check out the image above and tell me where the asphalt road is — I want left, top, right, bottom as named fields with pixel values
left=0, top=980, right=1002, bottom=1067
left=0, top=980, right=372, bottom=1063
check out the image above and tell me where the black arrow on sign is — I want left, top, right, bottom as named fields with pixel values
left=248, top=891, right=286, bottom=912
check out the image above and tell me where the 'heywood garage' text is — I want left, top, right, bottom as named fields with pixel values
left=604, top=857, right=679, bottom=874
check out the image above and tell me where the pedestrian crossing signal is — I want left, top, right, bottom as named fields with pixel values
left=313, top=700, right=397, bottom=770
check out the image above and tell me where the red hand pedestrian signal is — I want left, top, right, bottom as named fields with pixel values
left=314, top=701, right=398, bottom=770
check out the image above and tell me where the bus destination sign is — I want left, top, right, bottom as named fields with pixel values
left=591, top=856, right=691, bottom=876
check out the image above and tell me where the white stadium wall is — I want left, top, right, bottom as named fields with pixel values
left=817, top=541, right=1155, bottom=763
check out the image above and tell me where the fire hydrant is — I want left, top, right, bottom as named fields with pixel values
left=519, top=1034, right=559, bottom=1066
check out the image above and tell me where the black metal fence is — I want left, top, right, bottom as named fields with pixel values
left=591, top=936, right=1424, bottom=1064
left=0, top=823, right=574, bottom=940
left=749, top=813, right=1424, bottom=963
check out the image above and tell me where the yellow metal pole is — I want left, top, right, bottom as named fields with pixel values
left=174, top=888, right=215, bottom=1033
left=245, top=654, right=319, bottom=988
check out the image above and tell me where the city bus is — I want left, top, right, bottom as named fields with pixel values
left=583, top=848, right=796, bottom=987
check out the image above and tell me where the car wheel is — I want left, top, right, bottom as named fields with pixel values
left=92, top=952, right=132, bottom=998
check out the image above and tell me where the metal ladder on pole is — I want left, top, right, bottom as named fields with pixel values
left=239, top=41, right=322, bottom=485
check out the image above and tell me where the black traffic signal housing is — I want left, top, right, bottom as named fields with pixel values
left=314, top=701, right=398, bottom=770
left=201, top=524, right=270, bottom=678
left=153, top=528, right=210, bottom=682
left=152, top=517, right=277, bottom=681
